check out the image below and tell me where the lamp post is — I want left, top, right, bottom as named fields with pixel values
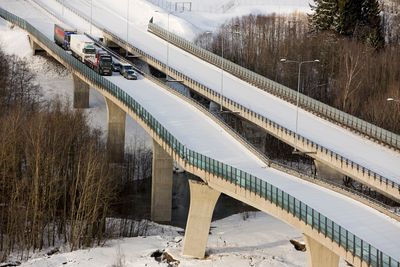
left=90, top=0, right=93, bottom=35
left=219, top=26, right=241, bottom=112
left=387, top=97, right=400, bottom=103
left=280, top=58, right=320, bottom=153
left=126, top=0, right=130, bottom=56
left=155, top=10, right=171, bottom=81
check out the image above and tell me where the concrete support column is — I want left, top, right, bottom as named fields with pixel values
left=304, top=234, right=339, bottom=267
left=28, top=35, right=44, bottom=55
left=72, top=74, right=90, bottom=109
left=105, top=97, right=126, bottom=163
left=183, top=180, right=221, bottom=259
left=314, top=160, right=344, bottom=182
left=151, top=141, right=173, bottom=223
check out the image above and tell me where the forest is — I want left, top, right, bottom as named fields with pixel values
left=0, top=49, right=152, bottom=261
left=195, top=0, right=400, bottom=135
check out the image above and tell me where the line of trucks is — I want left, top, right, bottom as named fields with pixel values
left=54, top=23, right=121, bottom=77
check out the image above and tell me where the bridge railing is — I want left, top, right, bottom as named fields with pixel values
left=147, top=23, right=400, bottom=151
left=1, top=7, right=397, bottom=267
left=46, top=0, right=400, bottom=200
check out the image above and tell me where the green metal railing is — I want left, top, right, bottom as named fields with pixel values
left=1, top=7, right=398, bottom=267
left=147, top=23, right=400, bottom=151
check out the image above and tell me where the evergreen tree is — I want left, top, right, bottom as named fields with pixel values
left=336, top=0, right=363, bottom=36
left=361, top=0, right=384, bottom=48
left=310, top=0, right=384, bottom=48
left=309, top=0, right=339, bottom=32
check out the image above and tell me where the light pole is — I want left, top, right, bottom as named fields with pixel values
left=126, top=0, right=130, bottom=56
left=90, top=0, right=93, bottom=35
left=387, top=97, right=400, bottom=104
left=280, top=58, right=320, bottom=153
left=219, top=26, right=241, bottom=112
left=155, top=10, right=171, bottom=81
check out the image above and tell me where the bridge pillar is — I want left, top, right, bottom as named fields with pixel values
left=314, top=160, right=344, bottom=182
left=72, top=74, right=90, bottom=109
left=183, top=180, right=221, bottom=258
left=28, top=35, right=44, bottom=55
left=304, top=234, right=339, bottom=267
left=105, top=97, right=126, bottom=163
left=151, top=141, right=173, bottom=223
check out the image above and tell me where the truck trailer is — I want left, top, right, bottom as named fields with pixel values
left=54, top=24, right=77, bottom=50
left=70, top=34, right=96, bottom=63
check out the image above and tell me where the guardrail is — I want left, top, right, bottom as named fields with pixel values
left=45, top=0, right=400, bottom=200
left=1, top=6, right=398, bottom=267
left=147, top=23, right=400, bottom=151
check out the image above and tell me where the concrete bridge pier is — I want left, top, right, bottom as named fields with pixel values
left=151, top=141, right=173, bottom=223
left=183, top=180, right=221, bottom=258
left=28, top=35, right=45, bottom=55
left=304, top=234, right=339, bottom=267
left=72, top=74, right=90, bottom=109
left=104, top=37, right=126, bottom=55
left=314, top=160, right=344, bottom=182
left=105, top=97, right=126, bottom=163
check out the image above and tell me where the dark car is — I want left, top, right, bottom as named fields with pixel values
left=123, top=69, right=138, bottom=80
left=112, top=61, right=122, bottom=72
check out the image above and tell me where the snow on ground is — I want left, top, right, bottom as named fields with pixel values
left=0, top=17, right=151, bottom=146
left=147, top=0, right=313, bottom=38
left=18, top=212, right=347, bottom=267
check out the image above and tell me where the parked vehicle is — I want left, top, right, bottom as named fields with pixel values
left=123, top=69, right=138, bottom=80
left=70, top=34, right=96, bottom=62
left=112, top=61, right=122, bottom=72
left=85, top=49, right=113, bottom=76
left=54, top=23, right=77, bottom=50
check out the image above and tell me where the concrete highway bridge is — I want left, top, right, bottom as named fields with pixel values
left=0, top=1, right=399, bottom=266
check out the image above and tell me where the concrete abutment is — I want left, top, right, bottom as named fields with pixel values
left=28, top=35, right=45, bottom=55
left=304, top=234, right=340, bottom=267
left=183, top=180, right=221, bottom=259
left=72, top=74, right=90, bottom=109
left=151, top=141, right=173, bottom=223
left=105, top=97, right=126, bottom=163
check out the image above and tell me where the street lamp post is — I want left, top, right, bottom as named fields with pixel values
left=387, top=97, right=400, bottom=103
left=90, top=0, right=93, bottom=35
left=219, top=26, right=241, bottom=112
left=280, top=58, right=320, bottom=153
left=126, top=0, right=130, bottom=56
left=155, top=10, right=171, bottom=81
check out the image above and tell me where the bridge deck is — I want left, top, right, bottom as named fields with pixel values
left=1, top=0, right=400, bottom=261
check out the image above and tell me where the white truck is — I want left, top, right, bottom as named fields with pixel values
left=70, top=34, right=96, bottom=62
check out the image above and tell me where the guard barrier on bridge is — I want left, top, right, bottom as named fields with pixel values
left=147, top=23, right=400, bottom=151
left=0, top=7, right=397, bottom=267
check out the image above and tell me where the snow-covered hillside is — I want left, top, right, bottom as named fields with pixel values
left=147, top=0, right=312, bottom=38
left=17, top=213, right=311, bottom=267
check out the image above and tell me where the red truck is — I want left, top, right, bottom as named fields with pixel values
left=85, top=49, right=113, bottom=76
left=54, top=23, right=77, bottom=50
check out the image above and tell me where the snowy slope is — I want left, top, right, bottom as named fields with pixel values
left=18, top=213, right=350, bottom=267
